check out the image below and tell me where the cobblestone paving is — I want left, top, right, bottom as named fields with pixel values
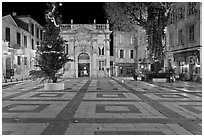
left=2, top=78, right=202, bottom=135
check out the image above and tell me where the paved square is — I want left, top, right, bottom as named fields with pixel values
left=144, top=93, right=201, bottom=101
left=2, top=78, right=202, bottom=135
left=3, top=101, right=68, bottom=118
left=84, top=92, right=141, bottom=100
left=74, top=101, right=166, bottom=118
left=11, top=92, right=76, bottom=101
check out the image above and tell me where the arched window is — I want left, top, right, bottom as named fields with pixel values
left=78, top=53, right=89, bottom=60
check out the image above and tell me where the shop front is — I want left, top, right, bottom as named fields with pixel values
left=173, top=49, right=200, bottom=81
left=116, top=63, right=134, bottom=77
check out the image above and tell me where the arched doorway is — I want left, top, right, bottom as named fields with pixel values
left=78, top=53, right=90, bottom=77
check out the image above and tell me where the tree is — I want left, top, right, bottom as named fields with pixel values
left=104, top=2, right=172, bottom=72
left=30, top=3, right=72, bottom=83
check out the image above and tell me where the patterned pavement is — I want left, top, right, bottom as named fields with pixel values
left=2, top=77, right=202, bottom=135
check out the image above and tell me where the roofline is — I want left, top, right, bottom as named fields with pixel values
left=2, top=14, right=19, bottom=27
left=15, top=15, right=44, bottom=28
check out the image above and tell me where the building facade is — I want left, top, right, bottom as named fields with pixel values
left=165, top=2, right=201, bottom=82
left=60, top=22, right=111, bottom=78
left=112, top=31, right=136, bottom=77
left=2, top=14, right=43, bottom=80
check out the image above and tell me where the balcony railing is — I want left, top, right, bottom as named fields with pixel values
left=60, top=24, right=109, bottom=32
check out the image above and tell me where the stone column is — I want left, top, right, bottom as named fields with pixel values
left=105, top=39, right=110, bottom=77
left=92, top=40, right=97, bottom=78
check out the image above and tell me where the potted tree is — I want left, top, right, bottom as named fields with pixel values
left=30, top=3, right=72, bottom=90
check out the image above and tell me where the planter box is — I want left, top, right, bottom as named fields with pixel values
left=44, top=83, right=64, bottom=90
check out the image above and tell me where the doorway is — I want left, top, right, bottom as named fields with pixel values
left=78, top=63, right=90, bottom=77
left=78, top=52, right=90, bottom=77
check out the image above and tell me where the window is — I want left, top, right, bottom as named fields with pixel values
left=119, top=49, right=124, bottom=58
left=17, top=56, right=21, bottom=65
left=24, top=57, right=27, bottom=65
left=169, top=12, right=173, bottom=24
left=178, top=29, right=184, bottom=45
left=119, top=34, right=124, bottom=44
left=31, top=23, right=34, bottom=35
left=99, top=61, right=105, bottom=71
left=188, top=2, right=197, bottom=15
left=37, top=41, right=39, bottom=46
left=36, top=28, right=39, bottom=38
left=130, top=36, right=133, bottom=44
left=65, top=44, right=68, bottom=55
left=24, top=36, right=27, bottom=48
left=30, top=57, right=32, bottom=67
left=40, top=30, right=43, bottom=40
left=17, top=32, right=21, bottom=46
left=32, top=39, right=34, bottom=49
left=110, top=61, right=113, bottom=66
left=98, top=47, right=104, bottom=55
left=5, top=27, right=10, bottom=42
left=189, top=25, right=194, bottom=42
left=130, top=50, right=134, bottom=58
left=173, top=9, right=178, bottom=23
left=169, top=32, right=174, bottom=48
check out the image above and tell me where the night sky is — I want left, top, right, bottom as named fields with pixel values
left=2, top=2, right=107, bottom=26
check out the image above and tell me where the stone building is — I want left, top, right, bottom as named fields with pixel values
left=60, top=22, right=111, bottom=78
left=112, top=31, right=136, bottom=77
left=2, top=14, right=43, bottom=80
left=165, top=2, right=201, bottom=82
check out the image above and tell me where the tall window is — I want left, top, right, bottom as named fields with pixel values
left=189, top=25, right=194, bottom=42
left=31, top=23, right=34, bottom=35
left=99, top=61, right=105, bottom=71
left=36, top=28, right=39, bottom=38
left=98, top=47, right=104, bottom=55
left=178, top=29, right=184, bottom=45
left=17, top=32, right=21, bottom=46
left=24, top=57, right=27, bottom=65
left=32, top=39, right=34, bottom=49
left=5, top=27, right=10, bottom=42
left=40, top=30, right=43, bottom=40
left=24, top=36, right=27, bottom=48
left=119, top=49, right=124, bottom=58
left=65, top=44, right=68, bottom=55
left=130, top=50, right=134, bottom=58
left=130, top=36, right=133, bottom=44
left=169, top=12, right=173, bottom=24
left=119, top=34, right=124, bottom=44
left=169, top=32, right=174, bottom=48
left=17, top=56, right=21, bottom=65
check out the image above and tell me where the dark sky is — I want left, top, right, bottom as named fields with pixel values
left=2, top=2, right=107, bottom=26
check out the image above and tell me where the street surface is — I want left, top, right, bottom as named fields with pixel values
left=2, top=77, right=202, bottom=135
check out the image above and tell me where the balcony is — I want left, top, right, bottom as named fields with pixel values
left=60, top=24, right=110, bottom=32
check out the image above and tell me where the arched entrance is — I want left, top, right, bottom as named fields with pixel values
left=78, top=53, right=90, bottom=77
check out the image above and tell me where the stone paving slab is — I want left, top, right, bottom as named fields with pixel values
left=2, top=77, right=202, bottom=135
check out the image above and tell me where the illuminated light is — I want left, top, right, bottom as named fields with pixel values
left=183, top=64, right=188, bottom=68
left=195, top=64, right=200, bottom=67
